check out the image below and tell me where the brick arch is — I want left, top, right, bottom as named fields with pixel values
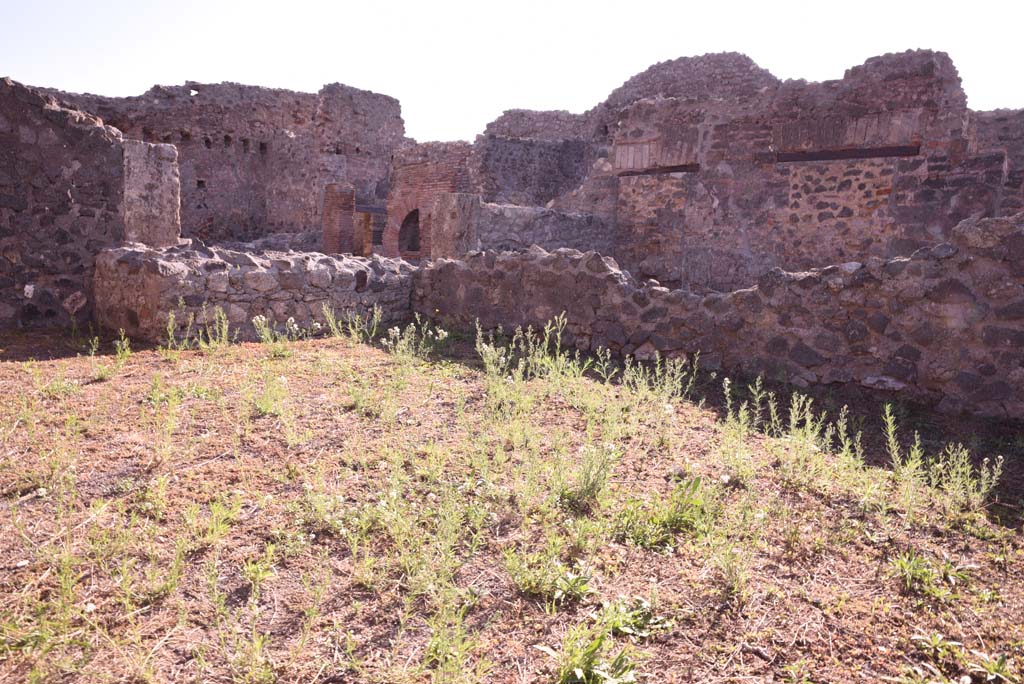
left=399, top=210, right=421, bottom=252
left=383, top=195, right=430, bottom=260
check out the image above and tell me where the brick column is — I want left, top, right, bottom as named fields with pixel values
left=322, top=184, right=355, bottom=254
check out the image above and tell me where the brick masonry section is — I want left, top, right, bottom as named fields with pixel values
left=322, top=184, right=355, bottom=254
left=384, top=143, right=473, bottom=260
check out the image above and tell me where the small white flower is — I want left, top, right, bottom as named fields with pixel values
left=84, top=602, right=96, bottom=613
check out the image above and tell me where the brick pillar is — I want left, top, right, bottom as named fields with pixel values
left=322, top=184, right=355, bottom=254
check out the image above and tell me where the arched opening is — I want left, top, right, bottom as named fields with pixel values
left=399, top=209, right=421, bottom=253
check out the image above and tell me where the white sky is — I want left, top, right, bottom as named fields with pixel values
left=2, top=0, right=1021, bottom=142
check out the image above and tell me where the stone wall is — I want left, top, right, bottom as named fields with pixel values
left=414, top=213, right=1024, bottom=419
left=0, top=78, right=180, bottom=329
left=470, top=135, right=594, bottom=206
left=94, top=242, right=414, bottom=342
left=430, top=193, right=612, bottom=259
left=50, top=81, right=406, bottom=243
left=544, top=50, right=1023, bottom=292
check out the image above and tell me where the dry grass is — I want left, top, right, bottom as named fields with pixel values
left=0, top=320, right=1021, bottom=684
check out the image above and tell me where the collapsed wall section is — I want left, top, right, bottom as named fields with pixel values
left=0, top=78, right=180, bottom=329
left=430, top=193, right=612, bottom=258
left=470, top=135, right=594, bottom=206
left=52, top=81, right=406, bottom=243
left=415, top=213, right=1024, bottom=420
left=94, top=243, right=413, bottom=342
left=973, top=109, right=1024, bottom=215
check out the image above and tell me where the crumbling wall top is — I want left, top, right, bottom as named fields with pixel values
left=483, top=109, right=592, bottom=141
left=600, top=52, right=780, bottom=115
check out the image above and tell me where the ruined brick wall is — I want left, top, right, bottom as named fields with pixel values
left=94, top=242, right=414, bottom=342
left=51, top=81, right=405, bottom=243
left=0, top=78, right=180, bottom=329
left=973, top=110, right=1024, bottom=216
left=415, top=213, right=1024, bottom=420
left=430, top=193, right=612, bottom=259
left=383, top=142, right=473, bottom=260
left=570, top=50, right=1021, bottom=291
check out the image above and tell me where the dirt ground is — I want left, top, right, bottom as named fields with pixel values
left=0, top=325, right=1021, bottom=683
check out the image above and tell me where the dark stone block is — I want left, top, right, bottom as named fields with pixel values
left=955, top=371, right=983, bottom=391
left=883, top=260, right=908, bottom=277
left=884, top=357, right=918, bottom=383
left=910, top=322, right=938, bottom=346
left=970, top=381, right=1013, bottom=403
left=640, top=306, right=668, bottom=323
left=866, top=311, right=890, bottom=333
left=0, top=193, right=28, bottom=212
left=894, top=344, right=922, bottom=362
left=926, top=279, right=976, bottom=304
left=789, top=341, right=825, bottom=367
left=977, top=362, right=997, bottom=376
left=843, top=320, right=869, bottom=342
left=995, top=300, right=1024, bottom=320
left=982, top=326, right=1024, bottom=348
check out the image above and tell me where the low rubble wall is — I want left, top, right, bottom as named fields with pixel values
left=95, top=241, right=414, bottom=341
left=414, top=214, right=1024, bottom=419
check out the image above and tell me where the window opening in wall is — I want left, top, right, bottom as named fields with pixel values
left=618, top=163, right=701, bottom=177
left=399, top=210, right=421, bottom=252
left=223, top=135, right=232, bottom=147
left=242, top=138, right=251, bottom=153
left=189, top=88, right=199, bottom=97
left=161, top=133, right=173, bottom=143
left=774, top=145, right=921, bottom=163
left=372, top=229, right=384, bottom=246
left=204, top=137, right=213, bottom=149
left=259, top=142, right=268, bottom=155
left=180, top=130, right=192, bottom=142
left=196, top=179, right=206, bottom=189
